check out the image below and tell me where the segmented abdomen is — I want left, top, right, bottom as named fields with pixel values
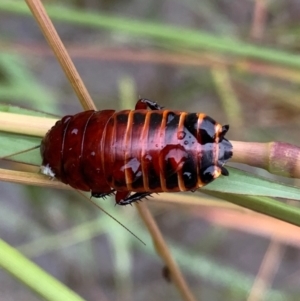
left=101, top=110, right=231, bottom=193
left=41, top=108, right=232, bottom=195
left=41, top=110, right=115, bottom=194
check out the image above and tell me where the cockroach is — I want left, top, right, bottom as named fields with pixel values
left=40, top=98, right=232, bottom=205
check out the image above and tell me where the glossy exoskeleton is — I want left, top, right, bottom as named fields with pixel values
left=40, top=99, right=233, bottom=205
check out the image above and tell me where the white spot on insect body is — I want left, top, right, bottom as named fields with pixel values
left=71, top=128, right=78, bottom=135
left=40, top=164, right=55, bottom=179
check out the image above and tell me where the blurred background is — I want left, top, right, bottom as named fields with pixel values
left=1, top=0, right=300, bottom=300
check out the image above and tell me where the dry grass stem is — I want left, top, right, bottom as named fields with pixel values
left=232, top=141, right=300, bottom=178
left=0, top=112, right=58, bottom=137
left=197, top=207, right=300, bottom=248
left=247, top=239, right=283, bottom=301
left=250, top=0, right=267, bottom=41
left=25, top=0, right=95, bottom=111
left=0, top=168, right=71, bottom=190
left=135, top=203, right=196, bottom=301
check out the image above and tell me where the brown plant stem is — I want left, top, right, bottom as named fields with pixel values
left=250, top=0, right=267, bottom=42
left=135, top=204, right=196, bottom=301
left=232, top=141, right=300, bottom=178
left=247, top=239, right=283, bottom=301
left=0, top=112, right=58, bottom=137
left=25, top=0, right=95, bottom=111
left=0, top=168, right=70, bottom=190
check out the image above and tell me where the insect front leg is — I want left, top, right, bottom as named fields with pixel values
left=135, top=98, right=164, bottom=110
left=115, top=191, right=152, bottom=206
left=91, top=189, right=115, bottom=199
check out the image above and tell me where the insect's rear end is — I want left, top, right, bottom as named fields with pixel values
left=40, top=99, right=232, bottom=205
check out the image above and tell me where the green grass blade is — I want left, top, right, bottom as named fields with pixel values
left=0, top=104, right=56, bottom=165
left=203, top=167, right=300, bottom=200
left=0, top=238, right=86, bottom=301
left=0, top=103, right=56, bottom=118
left=0, top=131, right=41, bottom=165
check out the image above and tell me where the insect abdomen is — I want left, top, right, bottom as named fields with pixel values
left=41, top=110, right=115, bottom=194
left=101, top=110, right=231, bottom=193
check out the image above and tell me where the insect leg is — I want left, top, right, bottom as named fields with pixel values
left=91, top=189, right=115, bottom=199
left=115, top=191, right=152, bottom=206
left=220, top=166, right=229, bottom=176
left=135, top=98, right=164, bottom=110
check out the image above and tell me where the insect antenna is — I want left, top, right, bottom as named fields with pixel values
left=77, top=191, right=146, bottom=246
left=1, top=145, right=41, bottom=160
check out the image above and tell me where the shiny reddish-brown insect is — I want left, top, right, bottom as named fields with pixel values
left=40, top=99, right=232, bottom=205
